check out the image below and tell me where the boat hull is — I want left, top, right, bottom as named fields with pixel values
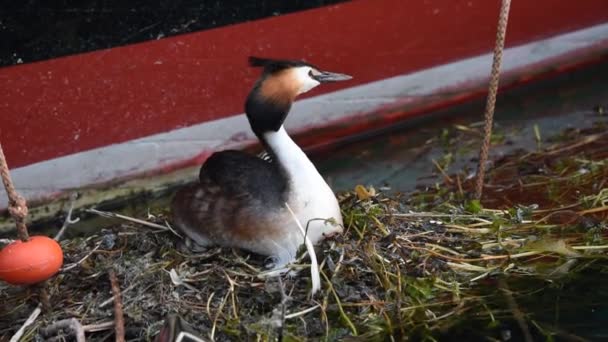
left=0, top=0, right=607, bottom=214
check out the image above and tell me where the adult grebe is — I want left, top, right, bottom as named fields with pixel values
left=171, top=57, right=352, bottom=266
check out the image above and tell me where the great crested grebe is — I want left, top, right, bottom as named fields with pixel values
left=171, top=56, right=352, bottom=266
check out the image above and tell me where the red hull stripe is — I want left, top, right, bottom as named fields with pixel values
left=1, top=0, right=607, bottom=168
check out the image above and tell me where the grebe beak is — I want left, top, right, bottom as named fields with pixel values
left=313, top=70, right=352, bottom=83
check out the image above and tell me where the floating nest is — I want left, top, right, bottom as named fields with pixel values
left=1, top=120, right=607, bottom=341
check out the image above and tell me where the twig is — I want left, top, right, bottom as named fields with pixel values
left=54, top=192, right=80, bottom=241
left=38, top=284, right=51, bottom=312
left=447, top=262, right=493, bottom=272
left=285, top=304, right=321, bottom=319
left=411, top=245, right=541, bottom=262
left=277, top=277, right=288, bottom=341
left=9, top=304, right=42, bottom=342
left=109, top=269, right=125, bottom=342
left=86, top=208, right=182, bottom=238
left=544, top=133, right=604, bottom=156
left=205, top=292, right=216, bottom=323
left=40, top=318, right=86, bottom=342
left=391, top=212, right=498, bottom=220
left=578, top=205, right=608, bottom=215
left=221, top=270, right=239, bottom=319
left=572, top=245, right=608, bottom=251
left=499, top=278, right=534, bottom=342
left=82, top=321, right=115, bottom=332
left=320, top=270, right=357, bottom=336
left=285, top=203, right=321, bottom=294
left=210, top=291, right=230, bottom=341
left=99, top=280, right=139, bottom=308
left=176, top=331, right=209, bottom=342
left=425, top=243, right=462, bottom=256
left=432, top=159, right=454, bottom=184
left=530, top=321, right=588, bottom=342
left=62, top=242, right=102, bottom=271
left=456, top=173, right=464, bottom=197
left=444, top=224, right=491, bottom=234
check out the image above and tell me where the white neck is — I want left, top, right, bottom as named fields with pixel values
left=263, top=126, right=321, bottom=184
left=263, top=125, right=343, bottom=249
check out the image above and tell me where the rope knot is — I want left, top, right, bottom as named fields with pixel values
left=8, top=196, right=28, bottom=221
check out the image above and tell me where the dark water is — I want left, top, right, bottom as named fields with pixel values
left=435, top=266, right=608, bottom=341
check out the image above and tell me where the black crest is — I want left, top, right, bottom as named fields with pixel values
left=248, top=56, right=317, bottom=74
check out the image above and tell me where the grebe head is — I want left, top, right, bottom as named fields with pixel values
left=245, top=56, right=351, bottom=136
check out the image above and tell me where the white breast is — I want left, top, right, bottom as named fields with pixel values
left=263, top=127, right=343, bottom=244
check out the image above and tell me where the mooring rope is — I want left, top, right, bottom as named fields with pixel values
left=0, top=143, right=30, bottom=241
left=475, top=0, right=512, bottom=199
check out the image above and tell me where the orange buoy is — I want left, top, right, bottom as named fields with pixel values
left=0, top=235, right=63, bottom=285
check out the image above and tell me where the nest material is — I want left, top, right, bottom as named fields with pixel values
left=0, top=121, right=607, bottom=341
